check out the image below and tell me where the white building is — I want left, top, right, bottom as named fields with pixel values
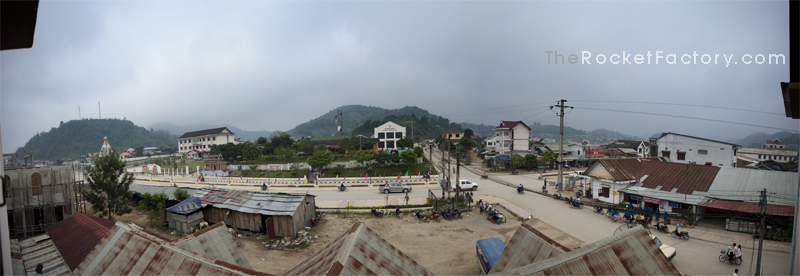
left=656, top=132, right=740, bottom=167
left=178, top=127, right=236, bottom=159
left=568, top=144, right=585, bottom=159
left=492, top=121, right=531, bottom=155
left=637, top=141, right=651, bottom=157
left=373, top=121, right=406, bottom=151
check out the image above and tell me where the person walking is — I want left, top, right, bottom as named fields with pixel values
left=405, top=192, right=410, bottom=205
left=733, top=269, right=738, bottom=276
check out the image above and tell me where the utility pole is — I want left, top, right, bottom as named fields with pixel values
left=78, top=106, right=81, bottom=119
left=98, top=101, right=101, bottom=119
left=429, top=144, right=433, bottom=173
left=454, top=156, right=460, bottom=210
left=552, top=99, right=572, bottom=192
left=756, top=188, right=767, bottom=276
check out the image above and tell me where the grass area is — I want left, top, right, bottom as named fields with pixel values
left=322, top=163, right=437, bottom=178
left=243, top=155, right=356, bottom=165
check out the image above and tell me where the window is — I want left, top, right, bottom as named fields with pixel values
left=661, top=151, right=671, bottom=158
left=213, top=137, right=216, bottom=141
left=448, top=134, right=452, bottom=138
left=677, top=152, right=686, bottom=160
left=387, top=132, right=394, bottom=139
left=378, top=133, right=385, bottom=139
left=31, top=173, right=43, bottom=195
left=396, top=132, right=403, bottom=139
left=698, top=150, right=708, bottom=155
left=759, top=155, right=762, bottom=159
left=456, top=134, right=460, bottom=138
left=601, top=187, right=610, bottom=198
left=387, top=141, right=395, bottom=148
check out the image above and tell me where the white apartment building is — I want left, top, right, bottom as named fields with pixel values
left=178, top=127, right=235, bottom=159
left=373, top=121, right=406, bottom=151
left=656, top=132, right=740, bottom=167
left=739, top=147, right=797, bottom=163
left=492, top=121, right=531, bottom=155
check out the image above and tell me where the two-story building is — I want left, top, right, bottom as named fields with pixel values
left=657, top=132, right=740, bottom=167
left=178, top=127, right=236, bottom=159
left=492, top=120, right=531, bottom=155
left=373, top=121, right=406, bottom=151
left=763, top=138, right=786, bottom=149
left=738, top=147, right=797, bottom=163
left=441, top=127, right=463, bottom=142
left=637, top=141, right=651, bottom=157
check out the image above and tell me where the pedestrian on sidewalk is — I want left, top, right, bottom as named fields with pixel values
left=733, top=269, right=738, bottom=276
left=405, top=192, right=409, bottom=205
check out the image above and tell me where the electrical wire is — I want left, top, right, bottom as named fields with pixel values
left=570, top=100, right=785, bottom=116
left=573, top=107, right=798, bottom=133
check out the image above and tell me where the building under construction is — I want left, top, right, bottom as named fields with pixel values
left=3, top=152, right=80, bottom=238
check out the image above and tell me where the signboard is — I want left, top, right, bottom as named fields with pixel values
left=587, top=150, right=606, bottom=157
left=643, top=196, right=661, bottom=204
left=668, top=202, right=679, bottom=208
left=629, top=195, right=642, bottom=201
left=269, top=165, right=280, bottom=170
left=495, top=155, right=510, bottom=160
left=612, top=191, right=618, bottom=196
left=238, top=166, right=242, bottom=171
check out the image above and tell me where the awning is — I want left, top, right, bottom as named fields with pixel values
left=698, top=198, right=795, bottom=217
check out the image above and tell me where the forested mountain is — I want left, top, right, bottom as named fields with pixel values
left=528, top=122, right=641, bottom=143
left=17, top=119, right=177, bottom=161
left=288, top=105, right=440, bottom=138
left=148, top=122, right=273, bottom=142
left=350, top=114, right=462, bottom=141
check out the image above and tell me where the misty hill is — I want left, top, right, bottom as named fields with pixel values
left=737, top=131, right=800, bottom=149
left=149, top=122, right=273, bottom=142
left=529, top=123, right=641, bottom=143
left=288, top=105, right=441, bottom=138
left=350, top=114, right=461, bottom=140
left=17, top=119, right=177, bottom=161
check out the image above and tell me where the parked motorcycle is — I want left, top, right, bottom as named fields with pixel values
left=594, top=206, right=604, bottom=213
left=451, top=208, right=463, bottom=219
left=569, top=200, right=583, bottom=209
left=395, top=207, right=403, bottom=219
left=553, top=193, right=563, bottom=200
left=441, top=211, right=453, bottom=220
left=511, top=171, right=519, bottom=175
left=654, top=224, right=669, bottom=233
left=371, top=208, right=384, bottom=218
left=414, top=211, right=428, bottom=222
left=310, top=212, right=322, bottom=226
left=719, top=247, right=743, bottom=265
left=575, top=190, right=583, bottom=198
left=430, top=211, right=441, bottom=222
left=671, top=224, right=690, bottom=240
left=481, top=174, right=489, bottom=179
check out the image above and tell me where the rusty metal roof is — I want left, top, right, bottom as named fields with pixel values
left=489, top=223, right=570, bottom=274
left=172, top=222, right=252, bottom=269
left=74, top=222, right=272, bottom=276
left=284, top=222, right=435, bottom=276
left=497, top=226, right=680, bottom=276
left=698, top=198, right=795, bottom=217
left=195, top=188, right=313, bottom=216
left=46, top=212, right=115, bottom=271
left=588, top=158, right=720, bottom=194
left=10, top=239, right=24, bottom=275
left=16, top=234, right=71, bottom=275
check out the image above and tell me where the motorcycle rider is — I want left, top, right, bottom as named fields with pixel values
left=340, top=182, right=346, bottom=191
left=518, top=184, right=524, bottom=193
left=542, top=184, right=547, bottom=193
left=728, top=243, right=738, bottom=262
left=735, top=244, right=742, bottom=260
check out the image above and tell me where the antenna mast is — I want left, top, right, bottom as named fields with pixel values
left=78, top=106, right=81, bottom=119
left=98, top=101, right=101, bottom=119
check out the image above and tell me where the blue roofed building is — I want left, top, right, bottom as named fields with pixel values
left=166, top=197, right=206, bottom=233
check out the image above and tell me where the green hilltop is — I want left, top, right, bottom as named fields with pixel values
left=16, top=119, right=177, bottom=161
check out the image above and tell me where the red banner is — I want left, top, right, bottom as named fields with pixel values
left=587, top=150, right=606, bottom=157
left=643, top=196, right=661, bottom=204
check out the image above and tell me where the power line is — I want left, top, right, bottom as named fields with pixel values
left=570, top=100, right=785, bottom=116
left=573, top=106, right=798, bottom=133
left=437, top=101, right=556, bottom=117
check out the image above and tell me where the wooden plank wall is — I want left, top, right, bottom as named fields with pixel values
left=202, top=207, right=262, bottom=232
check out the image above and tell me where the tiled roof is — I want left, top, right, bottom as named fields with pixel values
left=698, top=198, right=794, bottom=217
left=285, top=222, right=434, bottom=276
left=489, top=224, right=570, bottom=274
left=494, top=121, right=531, bottom=131
left=497, top=226, right=680, bottom=276
left=47, top=213, right=115, bottom=271
left=179, top=127, right=233, bottom=139
left=167, top=197, right=206, bottom=214
left=74, top=222, right=270, bottom=276
left=587, top=158, right=720, bottom=194
left=172, top=222, right=252, bottom=269
left=442, top=126, right=463, bottom=133
left=765, top=138, right=784, bottom=145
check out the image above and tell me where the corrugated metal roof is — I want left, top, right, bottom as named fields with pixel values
left=179, top=127, right=233, bottom=138
left=195, top=189, right=313, bottom=216
left=619, top=186, right=706, bottom=205
left=588, top=158, right=720, bottom=194
left=477, top=238, right=505, bottom=270
left=497, top=226, right=680, bottom=276
left=10, top=239, right=24, bottom=276
left=698, top=198, right=795, bottom=217
left=47, top=212, right=115, bottom=271
left=130, top=184, right=198, bottom=201
left=489, top=223, right=570, bottom=274
left=16, top=234, right=71, bottom=275
left=285, top=222, right=434, bottom=276
left=172, top=222, right=252, bottom=269
left=74, top=222, right=271, bottom=276
left=707, top=168, right=798, bottom=206
left=167, top=197, right=206, bottom=215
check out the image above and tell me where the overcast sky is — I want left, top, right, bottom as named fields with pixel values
left=1, top=1, right=792, bottom=151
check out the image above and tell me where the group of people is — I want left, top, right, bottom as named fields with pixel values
left=727, top=243, right=743, bottom=262
left=478, top=199, right=502, bottom=222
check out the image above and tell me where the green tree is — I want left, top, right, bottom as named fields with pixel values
left=542, top=151, right=557, bottom=166
left=241, top=143, right=260, bottom=160
left=363, top=140, right=374, bottom=150
left=84, top=148, right=134, bottom=220
left=413, top=146, right=424, bottom=158
left=464, top=128, right=475, bottom=138
left=373, top=152, right=390, bottom=173
left=524, top=154, right=539, bottom=170
left=458, top=136, right=476, bottom=152
left=296, top=139, right=314, bottom=155
left=388, top=152, right=402, bottom=164
left=396, top=136, right=414, bottom=149
left=401, top=150, right=418, bottom=165
left=510, top=155, right=525, bottom=170
left=271, top=132, right=295, bottom=149
left=256, top=136, right=269, bottom=147
left=210, top=143, right=241, bottom=162
left=173, top=188, right=190, bottom=202
left=289, top=163, right=302, bottom=176
left=355, top=150, right=372, bottom=167
left=308, top=150, right=334, bottom=171
left=137, top=192, right=168, bottom=228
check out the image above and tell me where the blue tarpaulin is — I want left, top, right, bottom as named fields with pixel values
left=167, top=197, right=206, bottom=214
left=476, top=238, right=505, bottom=271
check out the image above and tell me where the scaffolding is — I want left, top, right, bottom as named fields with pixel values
left=4, top=166, right=83, bottom=238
